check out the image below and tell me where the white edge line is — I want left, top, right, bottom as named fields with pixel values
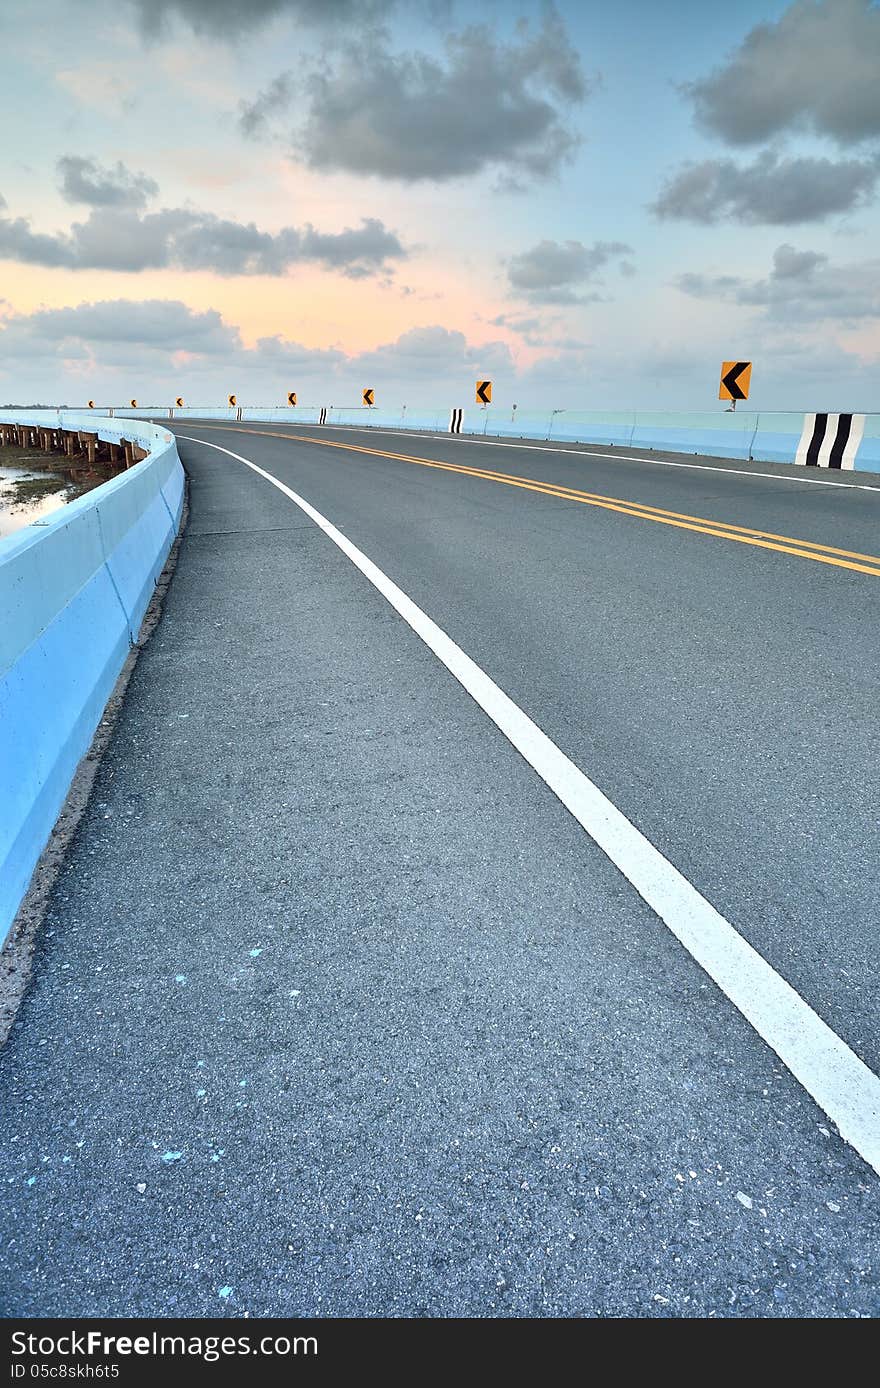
left=191, top=419, right=880, bottom=493
left=179, top=431, right=880, bottom=1177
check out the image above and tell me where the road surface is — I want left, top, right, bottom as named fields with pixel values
left=2, top=422, right=878, bottom=1317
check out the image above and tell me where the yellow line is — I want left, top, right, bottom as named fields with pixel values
left=189, top=423, right=880, bottom=579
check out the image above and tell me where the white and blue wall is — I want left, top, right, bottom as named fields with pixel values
left=114, top=404, right=880, bottom=472
left=0, top=412, right=184, bottom=945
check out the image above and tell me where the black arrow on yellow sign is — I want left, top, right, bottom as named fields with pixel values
left=719, top=361, right=752, bottom=402
left=476, top=380, right=492, bottom=405
left=363, top=388, right=375, bottom=407
left=287, top=392, right=297, bottom=407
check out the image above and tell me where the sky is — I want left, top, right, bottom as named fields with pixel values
left=0, top=0, right=878, bottom=411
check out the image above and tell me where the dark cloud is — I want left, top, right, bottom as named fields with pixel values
left=770, top=244, right=828, bottom=279
left=294, top=11, right=588, bottom=182
left=297, top=219, right=403, bottom=277
left=239, top=73, right=294, bottom=138
left=0, top=216, right=74, bottom=269
left=676, top=243, right=880, bottom=321
left=0, top=201, right=406, bottom=278
left=131, top=0, right=388, bottom=38
left=57, top=156, right=159, bottom=210
left=683, top=0, right=880, bottom=146
left=651, top=150, right=880, bottom=224
left=507, top=239, right=633, bottom=304
left=0, top=299, right=241, bottom=361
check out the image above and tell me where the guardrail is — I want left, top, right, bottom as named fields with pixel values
left=109, top=404, right=880, bottom=472
left=0, top=410, right=184, bottom=945
left=319, top=406, right=879, bottom=471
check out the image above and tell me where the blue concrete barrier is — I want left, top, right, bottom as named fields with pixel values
left=303, top=406, right=878, bottom=472
left=0, top=412, right=184, bottom=945
left=747, top=419, right=803, bottom=464
left=229, top=408, right=323, bottom=425
left=324, top=407, right=449, bottom=432
left=453, top=407, right=766, bottom=461
left=115, top=402, right=880, bottom=472
left=112, top=406, right=325, bottom=425
left=629, top=411, right=758, bottom=461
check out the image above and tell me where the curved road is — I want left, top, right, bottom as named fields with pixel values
left=2, top=422, right=879, bottom=1316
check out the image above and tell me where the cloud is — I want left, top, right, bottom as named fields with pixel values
left=675, top=243, right=880, bottom=321
left=0, top=300, right=512, bottom=403
left=353, top=324, right=513, bottom=380
left=0, top=200, right=406, bottom=278
left=131, top=0, right=389, bottom=38
left=506, top=239, right=633, bottom=304
left=770, top=244, right=829, bottom=279
left=239, top=73, right=295, bottom=138
left=489, top=312, right=551, bottom=346
left=486, top=312, right=590, bottom=350
left=2, top=296, right=877, bottom=411
left=651, top=150, right=880, bottom=224
left=683, top=0, right=880, bottom=146
left=246, top=334, right=347, bottom=372
left=296, top=219, right=403, bottom=277
left=0, top=299, right=242, bottom=362
left=0, top=216, right=75, bottom=269
left=290, top=11, right=588, bottom=182
left=57, top=156, right=160, bottom=210
left=489, top=314, right=546, bottom=333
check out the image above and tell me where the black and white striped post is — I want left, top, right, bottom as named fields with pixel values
left=795, top=413, right=865, bottom=469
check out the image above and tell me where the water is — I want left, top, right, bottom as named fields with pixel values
left=0, top=465, right=73, bottom=540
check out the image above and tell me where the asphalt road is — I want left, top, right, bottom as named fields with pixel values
left=1, top=423, right=878, bottom=1317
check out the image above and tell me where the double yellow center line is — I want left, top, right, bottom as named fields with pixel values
left=193, top=424, right=880, bottom=579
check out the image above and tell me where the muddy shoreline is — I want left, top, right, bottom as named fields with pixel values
left=0, top=442, right=117, bottom=538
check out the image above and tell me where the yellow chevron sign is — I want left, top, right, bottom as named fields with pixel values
left=287, top=392, right=297, bottom=406
left=363, top=388, right=375, bottom=407
left=87, top=400, right=95, bottom=408
left=175, top=396, right=184, bottom=407
left=476, top=380, right=492, bottom=405
left=130, top=399, right=137, bottom=408
left=228, top=394, right=237, bottom=407
left=719, top=361, right=752, bottom=402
